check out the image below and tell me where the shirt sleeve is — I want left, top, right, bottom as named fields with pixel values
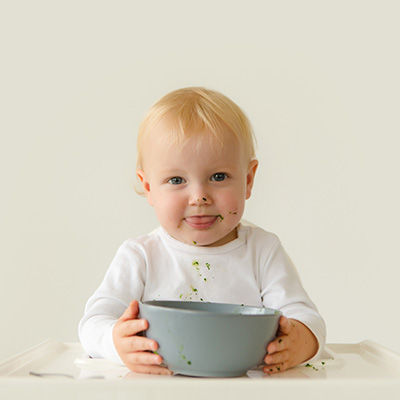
left=78, top=240, right=146, bottom=364
left=260, top=238, right=326, bottom=362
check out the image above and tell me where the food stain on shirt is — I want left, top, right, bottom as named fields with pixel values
left=183, top=260, right=216, bottom=301
left=179, top=285, right=199, bottom=301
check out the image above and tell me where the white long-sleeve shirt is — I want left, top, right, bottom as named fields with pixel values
left=79, top=223, right=326, bottom=364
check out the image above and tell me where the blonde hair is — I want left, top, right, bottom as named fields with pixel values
left=136, top=87, right=256, bottom=170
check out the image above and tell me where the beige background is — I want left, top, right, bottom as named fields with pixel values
left=1, top=0, right=399, bottom=361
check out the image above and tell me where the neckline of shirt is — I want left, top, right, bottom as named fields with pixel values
left=158, top=224, right=247, bottom=254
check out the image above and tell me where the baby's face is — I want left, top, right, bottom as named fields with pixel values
left=137, top=127, right=257, bottom=247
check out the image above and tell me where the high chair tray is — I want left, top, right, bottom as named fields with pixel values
left=0, top=339, right=399, bottom=400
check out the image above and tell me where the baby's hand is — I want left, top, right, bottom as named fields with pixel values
left=113, top=300, right=172, bottom=375
left=263, top=316, right=318, bottom=374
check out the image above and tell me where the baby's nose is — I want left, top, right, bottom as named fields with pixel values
left=189, top=196, right=211, bottom=207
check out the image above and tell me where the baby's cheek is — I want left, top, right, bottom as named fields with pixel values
left=225, top=203, right=244, bottom=224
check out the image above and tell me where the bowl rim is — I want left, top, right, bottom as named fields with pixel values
left=140, top=300, right=282, bottom=317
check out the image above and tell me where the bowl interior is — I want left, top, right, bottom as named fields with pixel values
left=141, top=300, right=280, bottom=316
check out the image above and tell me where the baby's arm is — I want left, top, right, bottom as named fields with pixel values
left=113, top=300, right=172, bottom=375
left=263, top=316, right=318, bottom=374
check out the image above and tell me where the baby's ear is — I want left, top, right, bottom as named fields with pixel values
left=136, top=169, right=153, bottom=206
left=245, top=159, right=258, bottom=200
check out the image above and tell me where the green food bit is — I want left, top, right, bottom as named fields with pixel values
left=279, top=339, right=282, bottom=343
left=192, top=241, right=197, bottom=245
left=217, top=214, right=224, bottom=221
left=187, top=361, right=192, bottom=365
left=202, top=197, right=207, bottom=201
left=179, top=294, right=183, bottom=298
left=305, top=363, right=319, bottom=371
left=321, top=361, right=325, bottom=365
left=206, top=263, right=210, bottom=270
left=192, top=261, right=199, bottom=266
left=203, top=278, right=207, bottom=282
left=276, top=366, right=280, bottom=371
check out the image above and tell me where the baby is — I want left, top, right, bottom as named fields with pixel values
left=79, top=87, right=326, bottom=375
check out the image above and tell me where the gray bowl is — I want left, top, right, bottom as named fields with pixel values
left=140, top=301, right=281, bottom=377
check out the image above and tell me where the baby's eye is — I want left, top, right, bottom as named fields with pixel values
left=211, top=173, right=228, bottom=182
left=168, top=176, right=185, bottom=185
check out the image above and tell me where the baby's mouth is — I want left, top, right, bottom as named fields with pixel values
left=184, top=216, right=218, bottom=230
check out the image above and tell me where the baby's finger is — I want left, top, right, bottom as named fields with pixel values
left=263, top=362, right=288, bottom=375
left=122, top=335, right=158, bottom=354
left=277, top=316, right=292, bottom=335
left=264, top=349, right=289, bottom=366
left=120, top=300, right=140, bottom=321
left=120, top=318, right=149, bottom=337
left=124, top=350, right=164, bottom=367
left=266, top=335, right=287, bottom=355
left=127, top=363, right=173, bottom=376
